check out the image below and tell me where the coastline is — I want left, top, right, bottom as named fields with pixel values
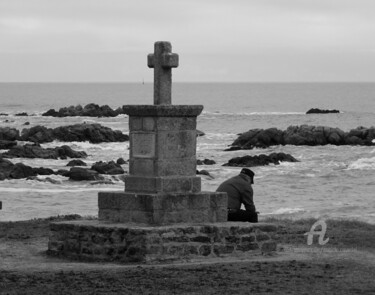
left=1, top=216, right=374, bottom=294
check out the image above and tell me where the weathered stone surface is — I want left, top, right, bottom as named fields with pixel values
left=223, top=152, right=299, bottom=167
left=124, top=176, right=201, bottom=194
left=66, top=159, right=87, bottom=166
left=91, top=161, right=124, bottom=175
left=42, top=103, right=123, bottom=117
left=123, top=105, right=203, bottom=117
left=0, top=158, right=55, bottom=180
left=1, top=143, right=87, bottom=159
left=67, top=167, right=104, bottom=181
left=48, top=220, right=277, bottom=263
left=306, top=108, right=340, bottom=114
left=98, top=191, right=227, bottom=224
left=197, top=159, right=216, bottom=165
left=21, top=123, right=129, bottom=143
left=0, top=140, right=17, bottom=149
left=229, top=125, right=375, bottom=150
left=0, top=127, right=20, bottom=141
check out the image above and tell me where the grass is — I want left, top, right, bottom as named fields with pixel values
left=264, top=217, right=375, bottom=251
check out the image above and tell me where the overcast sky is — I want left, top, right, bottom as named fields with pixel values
left=1, top=0, right=375, bottom=82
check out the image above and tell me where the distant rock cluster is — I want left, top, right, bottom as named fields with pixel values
left=42, top=103, right=126, bottom=117
left=0, top=123, right=128, bottom=144
left=228, top=125, right=375, bottom=150
left=223, top=153, right=299, bottom=167
left=0, top=156, right=126, bottom=181
left=306, top=108, right=340, bottom=114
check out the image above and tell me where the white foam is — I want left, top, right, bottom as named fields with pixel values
left=347, top=156, right=375, bottom=170
left=269, top=207, right=306, bottom=214
left=202, top=111, right=304, bottom=116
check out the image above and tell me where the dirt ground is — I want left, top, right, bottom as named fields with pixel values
left=1, top=217, right=375, bottom=294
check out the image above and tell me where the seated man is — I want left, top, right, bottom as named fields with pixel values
left=216, top=168, right=258, bottom=223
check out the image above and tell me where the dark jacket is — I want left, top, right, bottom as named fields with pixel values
left=216, top=174, right=256, bottom=213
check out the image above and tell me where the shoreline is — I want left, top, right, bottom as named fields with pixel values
left=1, top=215, right=374, bottom=294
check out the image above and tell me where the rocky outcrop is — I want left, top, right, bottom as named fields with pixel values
left=0, top=127, right=20, bottom=141
left=42, top=103, right=124, bottom=117
left=223, top=153, right=299, bottom=167
left=197, top=159, right=216, bottom=165
left=0, top=140, right=17, bottom=149
left=66, top=159, right=87, bottom=166
left=21, top=123, right=129, bottom=144
left=229, top=125, right=375, bottom=150
left=91, top=161, right=124, bottom=175
left=66, top=167, right=104, bottom=181
left=306, top=108, right=340, bottom=114
left=0, top=158, right=55, bottom=180
left=1, top=143, right=87, bottom=159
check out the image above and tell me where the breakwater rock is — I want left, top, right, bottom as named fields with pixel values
left=1, top=143, right=87, bottom=159
left=229, top=125, right=375, bottom=150
left=0, top=158, right=55, bottom=180
left=223, top=153, right=299, bottom=167
left=306, top=108, right=340, bottom=114
left=21, top=123, right=129, bottom=144
left=42, top=103, right=124, bottom=117
left=0, top=127, right=19, bottom=141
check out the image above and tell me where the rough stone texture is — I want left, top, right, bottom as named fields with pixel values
left=98, top=191, right=227, bottom=224
left=48, top=220, right=277, bottom=263
left=124, top=106, right=203, bottom=194
left=230, top=125, right=375, bottom=150
left=147, top=41, right=179, bottom=105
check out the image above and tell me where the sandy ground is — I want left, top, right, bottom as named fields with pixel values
left=1, top=218, right=375, bottom=294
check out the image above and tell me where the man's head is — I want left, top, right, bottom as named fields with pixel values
left=240, top=168, right=255, bottom=184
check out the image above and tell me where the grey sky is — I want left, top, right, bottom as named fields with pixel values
left=1, top=0, right=375, bottom=82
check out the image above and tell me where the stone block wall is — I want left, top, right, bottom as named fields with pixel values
left=123, top=105, right=203, bottom=194
left=48, top=220, right=277, bottom=263
left=98, top=191, right=227, bottom=224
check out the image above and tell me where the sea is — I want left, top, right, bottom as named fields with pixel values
left=0, top=82, right=374, bottom=224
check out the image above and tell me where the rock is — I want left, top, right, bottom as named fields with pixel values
left=229, top=125, right=375, bottom=149
left=0, top=113, right=8, bottom=116
left=67, top=167, right=104, bottom=181
left=20, top=125, right=54, bottom=143
left=23, top=122, right=30, bottom=126
left=42, top=103, right=119, bottom=117
left=1, top=143, right=87, bottom=159
left=0, top=140, right=17, bottom=149
left=116, top=157, right=126, bottom=165
left=196, top=130, right=205, bottom=137
left=197, top=159, right=216, bottom=165
left=66, top=159, right=87, bottom=166
left=223, top=153, right=299, bottom=167
left=33, top=167, right=55, bottom=175
left=9, top=163, right=37, bottom=179
left=0, top=127, right=20, bottom=141
left=197, top=169, right=214, bottom=179
left=306, top=108, right=340, bottom=114
left=15, top=112, right=28, bottom=116
left=21, top=123, right=129, bottom=144
left=91, top=161, right=125, bottom=175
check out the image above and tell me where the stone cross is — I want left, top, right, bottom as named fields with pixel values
left=147, top=41, right=179, bottom=105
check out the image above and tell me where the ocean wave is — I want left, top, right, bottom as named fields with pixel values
left=202, top=111, right=305, bottom=116
left=0, top=187, right=122, bottom=193
left=268, top=207, right=306, bottom=214
left=347, top=156, right=375, bottom=170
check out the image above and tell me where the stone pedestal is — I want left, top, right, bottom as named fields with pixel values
left=48, top=221, right=277, bottom=263
left=98, top=191, right=227, bottom=224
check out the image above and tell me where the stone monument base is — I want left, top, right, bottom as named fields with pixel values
left=47, top=220, right=277, bottom=263
left=98, top=191, right=227, bottom=224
